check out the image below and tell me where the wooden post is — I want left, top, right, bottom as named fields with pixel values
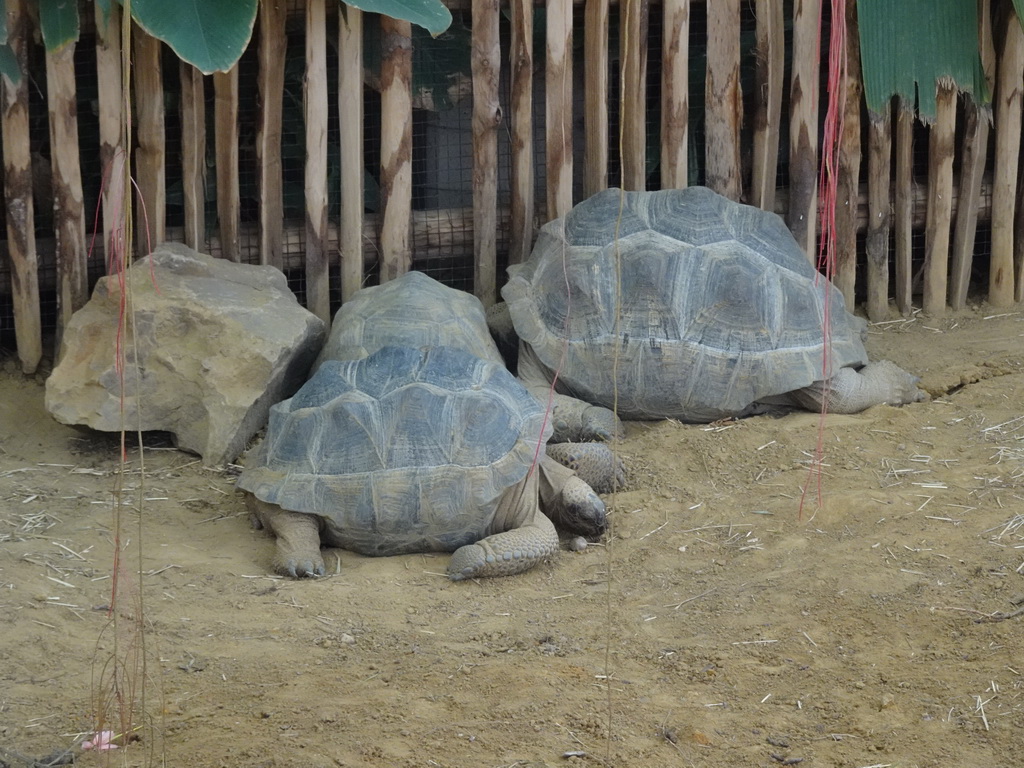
left=257, top=0, right=286, bottom=270
left=705, top=0, right=741, bottom=200
left=583, top=0, right=609, bottom=196
left=46, top=42, right=88, bottom=332
left=620, top=0, right=648, bottom=191
left=787, top=0, right=820, bottom=260
left=1, top=0, right=41, bottom=373
left=893, top=100, right=914, bottom=315
left=991, top=17, right=1024, bottom=307
left=950, top=101, right=989, bottom=309
left=509, top=0, right=535, bottom=262
left=305, top=0, right=330, bottom=320
left=922, top=83, right=956, bottom=316
left=472, top=0, right=500, bottom=305
left=180, top=64, right=206, bottom=251
left=865, top=105, right=891, bottom=321
left=134, top=30, right=166, bottom=255
left=834, top=0, right=862, bottom=311
left=379, top=17, right=414, bottom=280
left=546, top=0, right=573, bottom=219
left=339, top=6, right=364, bottom=300
left=751, top=0, right=783, bottom=208
left=1015, top=153, right=1024, bottom=303
left=95, top=2, right=123, bottom=265
left=660, top=0, right=688, bottom=189
left=951, top=0, right=994, bottom=309
left=214, top=68, right=241, bottom=262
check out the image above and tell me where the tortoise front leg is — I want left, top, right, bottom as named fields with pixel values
left=518, top=343, right=622, bottom=442
left=447, top=476, right=561, bottom=580
left=447, top=510, right=560, bottom=580
left=545, top=442, right=626, bottom=494
left=246, top=495, right=326, bottom=578
left=790, top=361, right=925, bottom=414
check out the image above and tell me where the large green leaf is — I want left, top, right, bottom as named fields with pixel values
left=124, top=0, right=258, bottom=74
left=39, top=0, right=80, bottom=52
left=858, top=0, right=989, bottom=119
left=342, top=0, right=452, bottom=37
left=0, top=42, right=18, bottom=83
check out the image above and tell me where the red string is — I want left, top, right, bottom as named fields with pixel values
left=800, top=0, right=846, bottom=516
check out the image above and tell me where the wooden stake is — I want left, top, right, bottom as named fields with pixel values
left=133, top=30, right=166, bottom=255
left=1, top=0, right=40, bottom=373
left=339, top=5, right=364, bottom=300
left=705, top=0, right=741, bottom=200
left=991, top=16, right=1024, bottom=306
left=510, top=0, right=536, bottom=262
left=620, top=0, right=648, bottom=191
left=865, top=105, right=891, bottom=321
left=379, top=17, right=413, bottom=280
left=472, top=0, right=500, bottom=305
left=922, top=83, right=956, bottom=316
left=95, top=2, right=123, bottom=265
left=949, top=100, right=989, bottom=309
left=45, top=42, right=88, bottom=332
left=214, top=68, right=241, bottom=263
left=787, top=0, right=820, bottom=260
left=751, top=0, right=783, bottom=208
left=257, top=0, right=286, bottom=270
left=834, top=0, right=862, bottom=311
left=1015, top=152, right=1024, bottom=303
left=304, top=0, right=330, bottom=321
left=893, top=101, right=914, bottom=315
left=180, top=64, right=206, bottom=251
left=546, top=0, right=573, bottom=219
left=583, top=0, right=609, bottom=196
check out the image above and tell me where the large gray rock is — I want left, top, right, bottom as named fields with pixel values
left=45, top=243, right=326, bottom=465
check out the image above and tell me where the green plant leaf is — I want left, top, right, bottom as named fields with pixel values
left=858, top=0, right=989, bottom=119
left=124, top=0, right=258, bottom=74
left=341, top=0, right=452, bottom=37
left=0, top=42, right=19, bottom=83
left=39, top=0, right=80, bottom=52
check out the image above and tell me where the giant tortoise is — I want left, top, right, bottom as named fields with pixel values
left=237, top=271, right=609, bottom=580
left=498, top=186, right=924, bottom=439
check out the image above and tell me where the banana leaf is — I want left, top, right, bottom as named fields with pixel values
left=857, top=0, right=989, bottom=120
left=38, top=0, right=80, bottom=52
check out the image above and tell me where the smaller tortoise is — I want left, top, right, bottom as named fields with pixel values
left=237, top=272, right=609, bottom=580
left=498, top=186, right=924, bottom=439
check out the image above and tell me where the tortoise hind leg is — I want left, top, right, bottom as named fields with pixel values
left=246, top=495, right=326, bottom=578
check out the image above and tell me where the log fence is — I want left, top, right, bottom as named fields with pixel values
left=1, top=0, right=1022, bottom=374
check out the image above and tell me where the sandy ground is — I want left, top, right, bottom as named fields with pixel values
left=2, top=305, right=1023, bottom=768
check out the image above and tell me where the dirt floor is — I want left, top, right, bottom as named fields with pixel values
left=2, top=305, right=1024, bottom=768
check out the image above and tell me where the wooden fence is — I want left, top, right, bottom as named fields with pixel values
left=1, top=0, right=1022, bottom=375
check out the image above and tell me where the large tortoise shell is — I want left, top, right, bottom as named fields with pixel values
left=503, top=187, right=868, bottom=421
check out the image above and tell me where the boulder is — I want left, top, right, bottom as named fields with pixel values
left=45, top=243, right=326, bottom=465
